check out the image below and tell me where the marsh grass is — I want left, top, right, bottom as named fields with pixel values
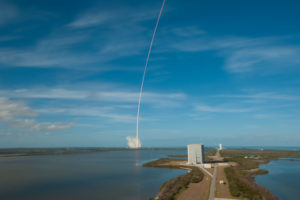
left=222, top=149, right=300, bottom=200
left=144, top=158, right=203, bottom=200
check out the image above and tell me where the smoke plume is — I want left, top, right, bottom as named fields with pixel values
left=126, top=136, right=141, bottom=148
left=127, top=0, right=166, bottom=148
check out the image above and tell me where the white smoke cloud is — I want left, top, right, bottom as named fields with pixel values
left=126, top=136, right=141, bottom=148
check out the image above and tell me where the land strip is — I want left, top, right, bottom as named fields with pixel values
left=221, top=148, right=300, bottom=200
left=144, top=159, right=205, bottom=200
left=143, top=148, right=300, bottom=200
left=144, top=148, right=236, bottom=200
left=176, top=173, right=211, bottom=200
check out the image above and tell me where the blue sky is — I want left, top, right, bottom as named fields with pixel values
left=1, top=0, right=300, bottom=147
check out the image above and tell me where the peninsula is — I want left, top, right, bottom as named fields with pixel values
left=143, top=148, right=300, bottom=200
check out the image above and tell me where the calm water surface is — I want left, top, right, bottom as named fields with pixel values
left=0, top=150, right=187, bottom=200
left=256, top=159, right=300, bottom=200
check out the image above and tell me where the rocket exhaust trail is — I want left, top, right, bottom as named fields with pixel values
left=136, top=0, right=166, bottom=148
left=127, top=0, right=166, bottom=148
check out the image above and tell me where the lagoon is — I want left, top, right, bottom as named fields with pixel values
left=0, top=150, right=186, bottom=200
left=256, top=159, right=300, bottom=200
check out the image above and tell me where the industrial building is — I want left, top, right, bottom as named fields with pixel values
left=219, top=144, right=223, bottom=150
left=187, top=144, right=205, bottom=164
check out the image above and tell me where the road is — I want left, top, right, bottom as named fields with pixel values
left=208, top=149, right=221, bottom=200
left=208, top=162, right=217, bottom=200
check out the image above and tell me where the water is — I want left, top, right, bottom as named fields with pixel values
left=256, top=159, right=300, bottom=199
left=0, top=150, right=187, bottom=200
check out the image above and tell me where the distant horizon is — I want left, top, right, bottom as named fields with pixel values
left=1, top=145, right=300, bottom=150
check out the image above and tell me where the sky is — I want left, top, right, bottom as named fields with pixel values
left=0, top=0, right=300, bottom=148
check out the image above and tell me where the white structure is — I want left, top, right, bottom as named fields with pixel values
left=187, top=144, right=205, bottom=164
left=203, top=163, right=212, bottom=168
left=219, top=143, right=223, bottom=150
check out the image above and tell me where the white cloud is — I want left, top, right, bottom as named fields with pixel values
left=68, top=12, right=113, bottom=28
left=0, top=5, right=158, bottom=68
left=0, top=88, right=186, bottom=106
left=30, top=122, right=74, bottom=133
left=38, top=107, right=136, bottom=123
left=171, top=37, right=270, bottom=52
left=170, top=34, right=300, bottom=74
left=45, top=122, right=74, bottom=131
left=100, top=39, right=147, bottom=58
left=196, top=103, right=252, bottom=113
left=218, top=92, right=300, bottom=101
left=0, top=34, right=96, bottom=68
left=0, top=86, right=186, bottom=125
left=0, top=97, right=36, bottom=121
left=0, top=2, right=170, bottom=69
left=224, top=46, right=299, bottom=73
left=68, top=5, right=158, bottom=29
left=0, top=97, right=73, bottom=134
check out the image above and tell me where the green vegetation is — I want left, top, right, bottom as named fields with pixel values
left=0, top=148, right=128, bottom=157
left=221, top=149, right=300, bottom=200
left=224, top=167, right=272, bottom=200
left=157, top=167, right=203, bottom=200
left=143, top=158, right=204, bottom=200
left=205, top=148, right=217, bottom=155
left=143, top=158, right=183, bottom=169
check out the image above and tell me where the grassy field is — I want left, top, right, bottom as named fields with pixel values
left=221, top=149, right=300, bottom=200
left=0, top=148, right=129, bottom=157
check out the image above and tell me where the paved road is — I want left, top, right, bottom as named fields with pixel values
left=208, top=149, right=220, bottom=200
left=208, top=163, right=217, bottom=200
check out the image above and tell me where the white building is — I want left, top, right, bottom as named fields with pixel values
left=187, top=144, right=205, bottom=164
left=219, top=144, right=223, bottom=150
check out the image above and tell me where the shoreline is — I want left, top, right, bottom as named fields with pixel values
left=143, top=148, right=300, bottom=200
left=143, top=149, right=217, bottom=200
left=0, top=147, right=187, bottom=157
left=143, top=158, right=206, bottom=200
left=255, top=158, right=300, bottom=199
left=1, top=147, right=300, bottom=199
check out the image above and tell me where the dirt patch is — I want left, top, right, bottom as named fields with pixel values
left=215, top=166, right=235, bottom=199
left=177, top=173, right=211, bottom=200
